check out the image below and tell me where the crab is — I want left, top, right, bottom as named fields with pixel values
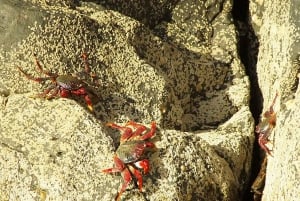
left=255, top=92, right=278, bottom=155
left=102, top=121, right=156, bottom=201
left=17, top=53, right=99, bottom=112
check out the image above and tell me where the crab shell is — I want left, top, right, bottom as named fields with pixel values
left=116, top=140, right=154, bottom=165
left=55, top=75, right=97, bottom=111
left=56, top=75, right=86, bottom=90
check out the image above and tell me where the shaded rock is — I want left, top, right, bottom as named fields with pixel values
left=88, top=0, right=177, bottom=27
left=0, top=0, right=254, bottom=200
left=0, top=0, right=46, bottom=52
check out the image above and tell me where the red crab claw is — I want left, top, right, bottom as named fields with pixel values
left=125, top=121, right=147, bottom=139
left=140, top=121, right=156, bottom=140
left=106, top=122, right=134, bottom=142
left=58, top=88, right=70, bottom=98
left=135, top=159, right=150, bottom=174
left=84, top=94, right=94, bottom=112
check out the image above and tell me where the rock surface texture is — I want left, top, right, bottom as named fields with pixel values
left=0, top=0, right=255, bottom=201
left=250, top=0, right=300, bottom=200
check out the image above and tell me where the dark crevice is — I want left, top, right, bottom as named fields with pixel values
left=231, top=0, right=263, bottom=201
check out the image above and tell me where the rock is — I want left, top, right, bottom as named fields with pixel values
left=0, top=94, right=114, bottom=200
left=0, top=0, right=254, bottom=200
left=0, top=0, right=45, bottom=52
left=250, top=0, right=300, bottom=200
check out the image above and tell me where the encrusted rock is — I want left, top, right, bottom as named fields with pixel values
left=0, top=0, right=254, bottom=200
left=250, top=0, right=300, bottom=200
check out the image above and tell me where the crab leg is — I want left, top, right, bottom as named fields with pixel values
left=69, top=87, right=94, bottom=112
left=102, top=155, right=125, bottom=173
left=81, top=53, right=91, bottom=75
left=263, top=92, right=278, bottom=125
left=81, top=53, right=99, bottom=85
left=41, top=87, right=59, bottom=99
left=125, top=121, right=156, bottom=140
left=268, top=92, right=278, bottom=114
left=33, top=56, right=57, bottom=77
left=115, top=168, right=132, bottom=201
left=129, top=165, right=143, bottom=191
left=102, top=156, right=133, bottom=201
left=17, top=66, right=51, bottom=83
left=140, top=122, right=156, bottom=140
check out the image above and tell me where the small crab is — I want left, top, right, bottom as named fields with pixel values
left=255, top=92, right=278, bottom=155
left=102, top=121, right=156, bottom=201
left=17, top=53, right=99, bottom=112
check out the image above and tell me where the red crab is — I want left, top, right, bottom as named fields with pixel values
left=17, top=53, right=99, bottom=112
left=255, top=92, right=278, bottom=155
left=102, top=121, right=156, bottom=201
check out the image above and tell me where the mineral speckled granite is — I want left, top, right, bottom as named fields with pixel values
left=0, top=0, right=254, bottom=200
left=250, top=0, right=300, bottom=200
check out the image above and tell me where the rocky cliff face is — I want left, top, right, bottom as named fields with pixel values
left=250, top=0, right=300, bottom=200
left=1, top=0, right=297, bottom=201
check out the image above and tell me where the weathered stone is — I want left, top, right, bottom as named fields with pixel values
left=0, top=94, right=114, bottom=200
left=90, top=0, right=178, bottom=27
left=250, top=0, right=300, bottom=200
left=0, top=0, right=254, bottom=200
left=0, top=0, right=46, bottom=52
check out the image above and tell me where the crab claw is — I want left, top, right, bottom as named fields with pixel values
left=140, top=121, right=156, bottom=140
left=135, top=159, right=150, bottom=174
left=125, top=121, right=147, bottom=138
left=83, top=92, right=94, bottom=112
left=82, top=93, right=94, bottom=112
left=69, top=87, right=95, bottom=112
left=88, top=105, right=93, bottom=112
left=85, top=102, right=93, bottom=112
left=106, top=122, right=135, bottom=142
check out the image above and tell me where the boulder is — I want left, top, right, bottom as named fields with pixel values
left=250, top=0, right=300, bottom=200
left=0, top=0, right=254, bottom=200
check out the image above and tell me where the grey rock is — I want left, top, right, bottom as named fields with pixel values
left=0, top=0, right=254, bottom=200
left=0, top=0, right=46, bottom=52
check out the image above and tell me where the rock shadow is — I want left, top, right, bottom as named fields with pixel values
left=129, top=26, right=237, bottom=131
